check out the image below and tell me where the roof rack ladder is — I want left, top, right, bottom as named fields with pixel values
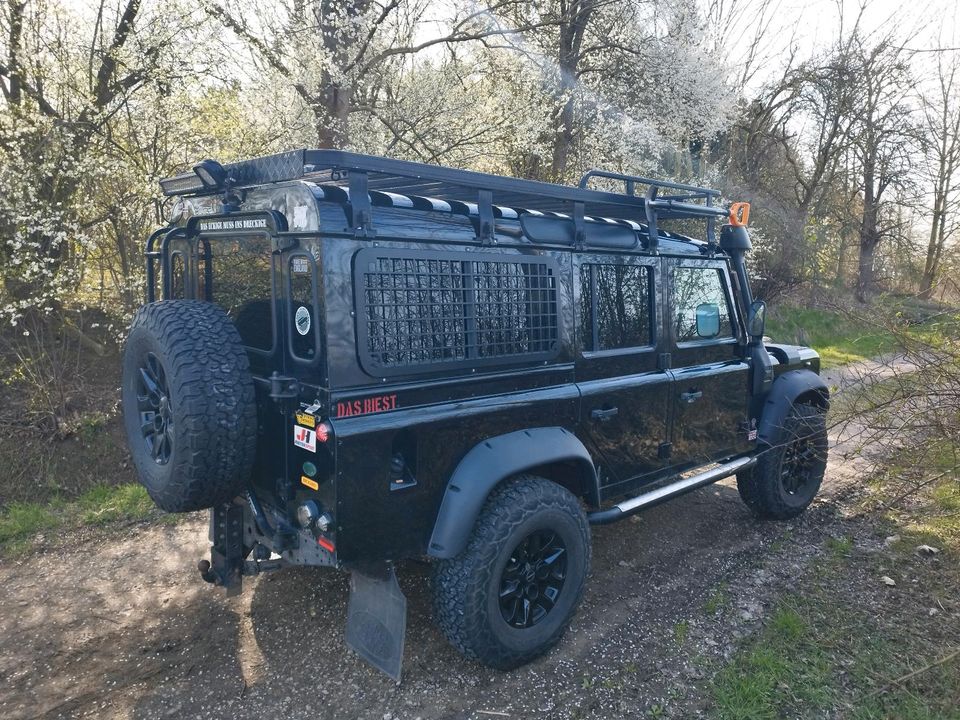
left=477, top=190, right=494, bottom=245
left=349, top=171, right=374, bottom=237
left=645, top=187, right=659, bottom=253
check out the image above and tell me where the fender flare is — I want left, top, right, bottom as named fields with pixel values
left=427, top=427, right=598, bottom=559
left=757, top=369, right=830, bottom=447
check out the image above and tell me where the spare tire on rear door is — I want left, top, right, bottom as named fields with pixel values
left=121, top=300, right=257, bottom=512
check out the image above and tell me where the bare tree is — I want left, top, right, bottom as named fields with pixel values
left=919, top=50, right=960, bottom=298
left=850, top=37, right=918, bottom=301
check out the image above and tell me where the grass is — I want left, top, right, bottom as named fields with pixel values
left=765, top=306, right=900, bottom=368
left=77, top=483, right=156, bottom=525
left=704, top=583, right=729, bottom=615
left=710, top=446, right=960, bottom=720
left=0, top=483, right=162, bottom=556
left=825, top=535, right=853, bottom=561
left=711, top=569, right=960, bottom=719
left=766, top=299, right=960, bottom=370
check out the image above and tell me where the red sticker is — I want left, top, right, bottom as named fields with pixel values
left=335, top=394, right=398, bottom=418
left=294, top=425, right=316, bottom=452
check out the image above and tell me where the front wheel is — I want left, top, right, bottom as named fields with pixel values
left=432, top=475, right=591, bottom=669
left=737, top=403, right=828, bottom=519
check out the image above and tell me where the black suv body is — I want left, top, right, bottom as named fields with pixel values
left=122, top=150, right=829, bottom=678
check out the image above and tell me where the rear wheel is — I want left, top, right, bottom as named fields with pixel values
left=737, top=403, right=828, bottom=519
left=432, top=475, right=591, bottom=669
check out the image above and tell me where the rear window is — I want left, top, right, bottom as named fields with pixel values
left=205, top=235, right=274, bottom=351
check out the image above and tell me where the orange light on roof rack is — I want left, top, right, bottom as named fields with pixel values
left=729, top=202, right=751, bottom=227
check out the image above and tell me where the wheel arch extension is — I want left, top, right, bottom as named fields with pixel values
left=757, top=369, right=830, bottom=448
left=427, top=427, right=598, bottom=559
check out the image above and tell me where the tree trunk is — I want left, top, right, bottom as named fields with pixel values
left=919, top=190, right=945, bottom=298
left=857, top=203, right=880, bottom=302
left=548, top=2, right=593, bottom=181
left=315, top=80, right=350, bottom=148
left=856, top=156, right=879, bottom=302
left=856, top=237, right=877, bottom=302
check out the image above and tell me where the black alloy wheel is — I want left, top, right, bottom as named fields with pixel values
left=780, top=432, right=820, bottom=496
left=499, top=530, right=567, bottom=629
left=735, top=402, right=828, bottom=520
left=432, top=474, right=591, bottom=669
left=136, top=352, right=173, bottom=465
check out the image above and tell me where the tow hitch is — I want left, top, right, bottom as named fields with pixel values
left=197, top=502, right=246, bottom=596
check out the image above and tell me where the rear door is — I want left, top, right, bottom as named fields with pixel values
left=574, top=253, right=672, bottom=498
left=186, top=214, right=291, bottom=505
left=665, top=258, right=751, bottom=469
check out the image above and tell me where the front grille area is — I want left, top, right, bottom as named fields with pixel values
left=355, top=249, right=559, bottom=374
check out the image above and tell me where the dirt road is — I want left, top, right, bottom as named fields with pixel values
left=0, top=376, right=885, bottom=720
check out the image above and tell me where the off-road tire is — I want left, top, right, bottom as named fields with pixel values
left=432, top=475, right=591, bottom=669
left=121, top=300, right=257, bottom=512
left=737, top=403, right=828, bottom=520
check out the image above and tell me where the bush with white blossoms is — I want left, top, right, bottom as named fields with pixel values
left=0, top=113, right=94, bottom=328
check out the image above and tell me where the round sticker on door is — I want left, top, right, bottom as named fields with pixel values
left=295, top=306, right=311, bottom=336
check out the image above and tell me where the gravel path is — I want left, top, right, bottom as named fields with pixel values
left=0, top=382, right=886, bottom=720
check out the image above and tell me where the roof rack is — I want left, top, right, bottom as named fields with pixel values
left=160, top=149, right=728, bottom=249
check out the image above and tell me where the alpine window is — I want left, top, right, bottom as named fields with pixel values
left=579, top=263, right=654, bottom=351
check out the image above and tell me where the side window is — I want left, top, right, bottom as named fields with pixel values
left=672, top=267, right=734, bottom=342
left=580, top=264, right=653, bottom=351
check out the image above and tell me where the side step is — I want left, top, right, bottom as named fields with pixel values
left=587, top=456, right=756, bottom=525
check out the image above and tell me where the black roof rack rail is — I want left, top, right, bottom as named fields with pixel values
left=160, top=149, right=728, bottom=248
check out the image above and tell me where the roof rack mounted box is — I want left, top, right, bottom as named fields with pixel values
left=160, top=149, right=729, bottom=248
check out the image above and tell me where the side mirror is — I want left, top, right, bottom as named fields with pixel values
left=695, top=303, right=721, bottom=338
left=748, top=300, right=766, bottom=340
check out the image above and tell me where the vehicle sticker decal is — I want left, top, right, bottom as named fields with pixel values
left=197, top=217, right=267, bottom=232
left=295, top=412, right=316, bottom=428
left=301, top=475, right=319, bottom=490
left=292, top=256, right=310, bottom=274
left=295, top=306, right=311, bottom=335
left=294, top=425, right=316, bottom=452
left=335, top=393, right=398, bottom=418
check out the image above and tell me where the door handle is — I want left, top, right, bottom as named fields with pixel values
left=680, top=390, right=703, bottom=403
left=591, top=407, right=619, bottom=422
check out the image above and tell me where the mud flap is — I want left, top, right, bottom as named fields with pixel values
left=345, top=563, right=406, bottom=681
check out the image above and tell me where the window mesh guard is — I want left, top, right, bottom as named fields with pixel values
left=356, top=250, right=559, bottom=373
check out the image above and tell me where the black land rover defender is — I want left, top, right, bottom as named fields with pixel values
left=121, top=150, right=829, bottom=679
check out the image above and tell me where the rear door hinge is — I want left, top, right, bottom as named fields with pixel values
left=658, top=442, right=672, bottom=460
left=658, top=352, right=671, bottom=370
left=268, top=372, right=299, bottom=401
